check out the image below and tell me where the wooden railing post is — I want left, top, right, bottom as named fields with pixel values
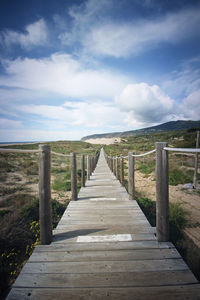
left=39, top=145, right=52, bottom=245
left=156, top=142, right=169, bottom=242
left=120, top=155, right=124, bottom=186
left=116, top=157, right=119, bottom=179
left=111, top=157, right=113, bottom=172
left=113, top=157, right=116, bottom=176
left=90, top=156, right=93, bottom=176
left=109, top=157, right=111, bottom=170
left=87, top=155, right=90, bottom=180
left=93, top=157, right=95, bottom=173
left=193, top=130, right=199, bottom=189
left=71, top=152, right=77, bottom=200
left=128, top=152, right=135, bottom=200
left=81, top=154, right=85, bottom=187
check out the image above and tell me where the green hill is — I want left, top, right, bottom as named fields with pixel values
left=81, top=120, right=200, bottom=140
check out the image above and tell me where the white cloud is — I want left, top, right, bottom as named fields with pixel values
left=84, top=8, right=200, bottom=57
left=182, top=90, right=200, bottom=120
left=115, top=83, right=175, bottom=126
left=162, top=57, right=200, bottom=99
left=18, top=100, right=125, bottom=128
left=59, top=0, right=200, bottom=58
left=0, top=53, right=129, bottom=99
left=0, top=129, right=90, bottom=142
left=0, top=118, right=22, bottom=129
left=0, top=19, right=48, bottom=49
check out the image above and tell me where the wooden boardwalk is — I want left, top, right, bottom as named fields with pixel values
left=7, top=149, right=200, bottom=299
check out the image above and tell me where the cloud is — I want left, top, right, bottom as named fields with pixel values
left=115, top=83, right=175, bottom=126
left=182, top=90, right=200, bottom=120
left=162, top=56, right=200, bottom=99
left=18, top=100, right=125, bottom=128
left=0, top=118, right=22, bottom=129
left=84, top=8, right=200, bottom=57
left=0, top=129, right=90, bottom=142
left=59, top=0, right=200, bottom=58
left=0, top=53, right=129, bottom=99
left=0, top=19, right=48, bottom=49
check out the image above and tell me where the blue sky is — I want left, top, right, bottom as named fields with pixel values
left=0, top=0, right=200, bottom=142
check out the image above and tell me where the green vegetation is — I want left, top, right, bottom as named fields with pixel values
left=53, top=179, right=71, bottom=191
left=169, top=169, right=195, bottom=186
left=0, top=210, right=10, bottom=218
left=0, top=198, right=66, bottom=298
left=137, top=161, right=155, bottom=174
left=0, top=140, right=101, bottom=298
left=137, top=197, right=188, bottom=244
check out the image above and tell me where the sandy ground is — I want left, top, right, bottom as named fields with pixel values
left=84, top=137, right=121, bottom=145
left=135, top=170, right=200, bottom=247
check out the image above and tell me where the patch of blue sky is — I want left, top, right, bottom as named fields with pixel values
left=0, top=0, right=199, bottom=142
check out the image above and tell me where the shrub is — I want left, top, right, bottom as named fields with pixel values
left=169, top=169, right=195, bottom=186
left=53, top=179, right=71, bottom=191
left=137, top=197, right=188, bottom=243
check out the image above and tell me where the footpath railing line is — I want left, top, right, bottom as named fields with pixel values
left=164, top=147, right=200, bottom=153
left=0, top=148, right=42, bottom=153
left=51, top=151, right=70, bottom=157
left=132, top=149, right=156, bottom=157
left=104, top=141, right=199, bottom=243
left=1, top=145, right=100, bottom=245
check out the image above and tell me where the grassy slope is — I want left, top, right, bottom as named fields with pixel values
left=0, top=140, right=101, bottom=298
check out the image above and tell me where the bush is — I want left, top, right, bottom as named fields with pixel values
left=137, top=197, right=188, bottom=243
left=169, top=169, right=194, bottom=186
left=53, top=179, right=71, bottom=191
left=20, top=198, right=66, bottom=227
left=138, top=161, right=155, bottom=174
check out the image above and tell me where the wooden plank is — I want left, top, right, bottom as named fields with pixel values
left=21, top=259, right=188, bottom=274
left=8, top=148, right=200, bottom=300
left=35, top=240, right=174, bottom=252
left=29, top=248, right=180, bottom=262
left=13, top=270, right=197, bottom=288
left=7, top=284, right=200, bottom=300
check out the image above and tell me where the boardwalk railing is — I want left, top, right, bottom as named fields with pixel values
left=104, top=143, right=200, bottom=242
left=0, top=146, right=100, bottom=244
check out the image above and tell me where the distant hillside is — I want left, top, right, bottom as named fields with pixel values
left=81, top=120, right=200, bottom=140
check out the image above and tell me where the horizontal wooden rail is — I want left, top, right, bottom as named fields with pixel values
left=0, top=148, right=41, bottom=153
left=1, top=145, right=100, bottom=245
left=164, top=147, right=200, bottom=153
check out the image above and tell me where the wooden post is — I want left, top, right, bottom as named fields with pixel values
left=93, top=157, right=95, bottom=172
left=90, top=156, right=93, bottom=176
left=39, top=145, right=52, bottom=245
left=115, top=157, right=119, bottom=179
left=81, top=154, right=85, bottom=187
left=128, top=152, right=135, bottom=200
left=156, top=142, right=169, bottom=242
left=113, top=157, right=116, bottom=176
left=120, top=155, right=124, bottom=186
left=87, top=155, right=90, bottom=180
left=193, top=131, right=199, bottom=189
left=71, top=152, right=77, bottom=200
left=109, top=157, right=112, bottom=170
left=111, top=157, right=113, bottom=172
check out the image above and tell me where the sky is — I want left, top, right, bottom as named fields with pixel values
left=0, top=0, right=200, bottom=142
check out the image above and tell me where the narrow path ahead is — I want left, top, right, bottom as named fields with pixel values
left=8, top=149, right=200, bottom=299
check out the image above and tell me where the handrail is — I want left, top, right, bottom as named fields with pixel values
left=132, top=149, right=156, bottom=157
left=0, top=148, right=42, bottom=153
left=164, top=147, right=200, bottom=153
left=51, top=151, right=70, bottom=157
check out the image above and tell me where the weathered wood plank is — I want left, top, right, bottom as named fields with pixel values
left=7, top=284, right=200, bottom=300
left=13, top=270, right=197, bottom=288
left=7, top=148, right=200, bottom=300
left=35, top=240, right=175, bottom=252
left=21, top=259, right=188, bottom=274
left=29, top=248, right=180, bottom=262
